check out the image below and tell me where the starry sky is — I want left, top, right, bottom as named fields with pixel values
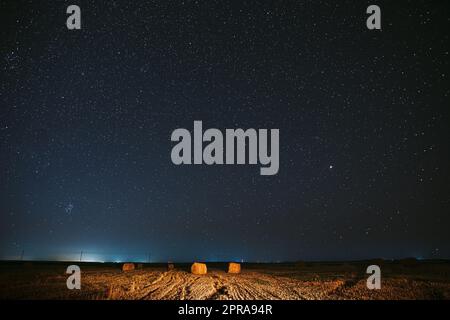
left=0, top=1, right=449, bottom=262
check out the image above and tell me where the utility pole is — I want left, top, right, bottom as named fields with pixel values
left=80, top=250, right=83, bottom=262
left=20, top=249, right=24, bottom=261
left=147, top=253, right=150, bottom=263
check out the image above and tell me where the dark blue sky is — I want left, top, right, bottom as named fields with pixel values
left=0, top=0, right=449, bottom=262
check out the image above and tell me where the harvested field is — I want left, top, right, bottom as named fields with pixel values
left=0, top=261, right=449, bottom=300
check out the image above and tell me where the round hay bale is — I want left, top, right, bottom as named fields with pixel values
left=167, top=263, right=175, bottom=271
left=227, top=262, right=241, bottom=274
left=122, top=263, right=135, bottom=272
left=191, top=262, right=207, bottom=275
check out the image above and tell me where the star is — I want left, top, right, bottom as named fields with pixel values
left=65, top=203, right=74, bottom=214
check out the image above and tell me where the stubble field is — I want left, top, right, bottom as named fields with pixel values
left=1, top=260, right=449, bottom=300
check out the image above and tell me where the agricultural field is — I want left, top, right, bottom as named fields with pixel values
left=0, top=260, right=449, bottom=300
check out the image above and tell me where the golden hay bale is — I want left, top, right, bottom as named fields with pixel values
left=191, top=262, right=207, bottom=275
left=122, top=263, right=135, bottom=271
left=227, top=262, right=241, bottom=274
left=167, top=263, right=175, bottom=271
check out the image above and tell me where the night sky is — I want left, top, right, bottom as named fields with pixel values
left=1, top=1, right=449, bottom=262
